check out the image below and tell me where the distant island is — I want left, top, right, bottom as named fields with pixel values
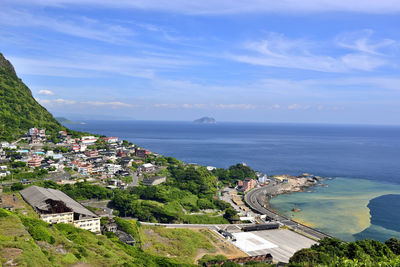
left=55, top=117, right=85, bottom=125
left=193, top=117, right=216, bottom=124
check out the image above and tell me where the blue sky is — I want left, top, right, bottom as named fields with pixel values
left=1, top=1, right=400, bottom=124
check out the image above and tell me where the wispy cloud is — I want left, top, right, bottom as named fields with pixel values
left=336, top=29, right=398, bottom=55
left=81, top=101, right=133, bottom=107
left=37, top=98, right=77, bottom=105
left=38, top=89, right=54, bottom=95
left=287, top=104, right=311, bottom=110
left=153, top=103, right=256, bottom=110
left=7, top=0, right=400, bottom=15
left=0, top=7, right=134, bottom=44
left=36, top=98, right=133, bottom=108
left=8, top=53, right=199, bottom=78
left=152, top=103, right=319, bottom=110
left=229, top=32, right=392, bottom=72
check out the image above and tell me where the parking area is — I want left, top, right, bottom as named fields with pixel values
left=231, top=229, right=317, bottom=263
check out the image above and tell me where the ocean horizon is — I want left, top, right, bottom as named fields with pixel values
left=66, top=120, right=400, bottom=241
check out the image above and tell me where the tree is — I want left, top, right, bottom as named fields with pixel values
left=386, top=238, right=400, bottom=255
left=223, top=208, right=238, bottom=221
left=11, top=182, right=24, bottom=191
left=12, top=161, right=26, bottom=168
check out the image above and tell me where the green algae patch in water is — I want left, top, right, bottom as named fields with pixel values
left=269, top=178, right=400, bottom=241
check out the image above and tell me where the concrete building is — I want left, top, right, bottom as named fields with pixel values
left=103, top=137, right=118, bottom=143
left=84, top=150, right=99, bottom=158
left=140, top=163, right=155, bottom=173
left=80, top=136, right=98, bottom=145
left=29, top=128, right=39, bottom=136
left=20, top=186, right=100, bottom=232
left=258, top=175, right=269, bottom=184
left=106, top=164, right=122, bottom=174
left=28, top=155, right=42, bottom=168
left=142, top=176, right=166, bottom=186
left=238, top=178, right=257, bottom=192
left=77, top=163, right=92, bottom=176
left=135, top=149, right=149, bottom=158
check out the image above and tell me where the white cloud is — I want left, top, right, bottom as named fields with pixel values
left=215, top=104, right=256, bottom=110
left=336, top=30, right=397, bottom=55
left=272, top=104, right=281, bottom=109
left=7, top=0, right=400, bottom=15
left=36, top=98, right=132, bottom=108
left=229, top=33, right=392, bottom=72
left=82, top=101, right=133, bottom=107
left=153, top=103, right=257, bottom=110
left=37, top=98, right=76, bottom=105
left=8, top=53, right=199, bottom=78
left=0, top=7, right=134, bottom=44
left=38, top=89, right=54, bottom=95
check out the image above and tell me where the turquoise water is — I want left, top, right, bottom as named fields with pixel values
left=270, top=178, right=400, bottom=241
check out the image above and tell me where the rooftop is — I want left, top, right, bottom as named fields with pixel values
left=20, top=186, right=97, bottom=219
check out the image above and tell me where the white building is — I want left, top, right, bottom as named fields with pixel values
left=139, top=163, right=155, bottom=173
left=258, top=175, right=269, bottom=184
left=20, top=186, right=100, bottom=233
left=106, top=164, right=122, bottom=174
left=0, top=142, right=10, bottom=148
left=206, top=166, right=216, bottom=171
left=103, top=137, right=119, bottom=143
left=80, top=136, right=98, bottom=145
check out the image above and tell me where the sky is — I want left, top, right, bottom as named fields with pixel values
left=1, top=0, right=400, bottom=124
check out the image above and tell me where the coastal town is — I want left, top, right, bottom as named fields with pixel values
left=0, top=127, right=330, bottom=264
left=0, top=128, right=164, bottom=189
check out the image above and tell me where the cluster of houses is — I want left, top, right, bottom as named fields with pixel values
left=0, top=128, right=172, bottom=240
left=237, top=172, right=270, bottom=192
left=0, top=129, right=167, bottom=188
left=28, top=128, right=47, bottom=145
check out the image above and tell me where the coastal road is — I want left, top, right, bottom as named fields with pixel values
left=136, top=221, right=255, bottom=231
left=245, top=185, right=331, bottom=240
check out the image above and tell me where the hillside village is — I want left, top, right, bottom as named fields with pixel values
left=0, top=127, right=167, bottom=189
left=0, top=127, right=282, bottom=266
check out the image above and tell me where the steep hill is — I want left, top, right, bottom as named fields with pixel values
left=0, top=53, right=65, bottom=141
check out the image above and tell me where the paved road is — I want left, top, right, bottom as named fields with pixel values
left=245, top=184, right=331, bottom=240
left=138, top=221, right=255, bottom=231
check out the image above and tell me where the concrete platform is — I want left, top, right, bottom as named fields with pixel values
left=232, top=229, right=317, bottom=263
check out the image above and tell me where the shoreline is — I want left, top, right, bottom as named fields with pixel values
left=244, top=175, right=332, bottom=240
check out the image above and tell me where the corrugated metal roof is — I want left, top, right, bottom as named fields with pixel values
left=20, top=185, right=97, bottom=218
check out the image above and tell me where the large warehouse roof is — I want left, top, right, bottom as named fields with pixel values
left=20, top=185, right=97, bottom=218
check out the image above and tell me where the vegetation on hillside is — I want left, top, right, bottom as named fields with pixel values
left=0, top=208, right=188, bottom=266
left=139, top=225, right=215, bottom=264
left=111, top=165, right=233, bottom=223
left=289, top=237, right=400, bottom=266
left=213, top=163, right=257, bottom=185
left=0, top=53, right=65, bottom=141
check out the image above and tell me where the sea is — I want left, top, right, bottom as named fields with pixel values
left=66, top=120, right=400, bottom=242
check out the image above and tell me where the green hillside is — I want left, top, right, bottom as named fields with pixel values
left=0, top=208, right=191, bottom=267
left=0, top=53, right=65, bottom=141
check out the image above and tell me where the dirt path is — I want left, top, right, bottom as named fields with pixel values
left=193, top=229, right=247, bottom=263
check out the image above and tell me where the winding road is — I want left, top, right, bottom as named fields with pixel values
left=244, top=183, right=332, bottom=240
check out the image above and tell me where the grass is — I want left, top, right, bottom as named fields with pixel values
left=139, top=225, right=215, bottom=264
left=0, top=209, right=147, bottom=266
left=0, top=208, right=197, bottom=266
left=163, top=200, right=230, bottom=224
left=0, top=209, right=51, bottom=267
